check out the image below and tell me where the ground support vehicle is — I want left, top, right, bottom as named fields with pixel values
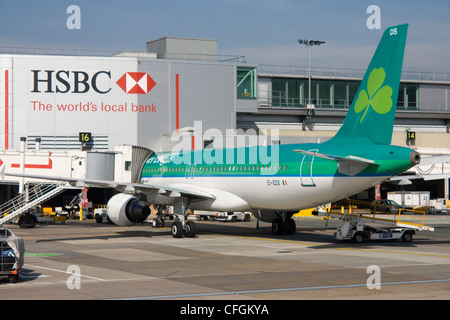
left=0, top=228, right=24, bottom=283
left=315, top=209, right=434, bottom=243
left=193, top=211, right=251, bottom=222
left=94, top=208, right=112, bottom=224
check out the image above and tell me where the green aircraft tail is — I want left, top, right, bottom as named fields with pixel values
left=332, top=24, right=408, bottom=145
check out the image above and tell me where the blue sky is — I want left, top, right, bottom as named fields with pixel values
left=1, top=0, right=449, bottom=72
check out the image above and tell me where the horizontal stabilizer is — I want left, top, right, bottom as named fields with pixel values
left=293, top=149, right=378, bottom=176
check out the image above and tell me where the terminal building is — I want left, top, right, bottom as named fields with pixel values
left=0, top=37, right=449, bottom=211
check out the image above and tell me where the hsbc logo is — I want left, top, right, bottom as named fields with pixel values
left=116, top=72, right=156, bottom=94
left=31, top=70, right=156, bottom=95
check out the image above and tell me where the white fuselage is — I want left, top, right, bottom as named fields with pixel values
left=142, top=174, right=388, bottom=212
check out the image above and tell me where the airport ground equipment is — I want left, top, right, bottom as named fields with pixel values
left=0, top=183, right=74, bottom=227
left=315, top=206, right=435, bottom=243
left=193, top=211, right=251, bottom=222
left=94, top=207, right=111, bottom=223
left=215, top=212, right=251, bottom=222
left=0, top=228, right=24, bottom=283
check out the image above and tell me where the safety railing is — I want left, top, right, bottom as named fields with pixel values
left=327, top=199, right=434, bottom=231
left=0, top=183, right=68, bottom=225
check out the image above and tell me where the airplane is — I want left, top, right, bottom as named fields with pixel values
left=3, top=23, right=420, bottom=239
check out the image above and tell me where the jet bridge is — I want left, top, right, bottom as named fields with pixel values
left=0, top=145, right=154, bottom=226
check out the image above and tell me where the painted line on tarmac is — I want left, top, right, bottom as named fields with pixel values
left=232, top=235, right=450, bottom=259
left=25, top=264, right=106, bottom=282
left=115, top=278, right=450, bottom=300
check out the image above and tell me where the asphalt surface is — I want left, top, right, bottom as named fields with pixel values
left=1, top=214, right=450, bottom=303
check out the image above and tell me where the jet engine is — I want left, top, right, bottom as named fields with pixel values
left=106, top=193, right=150, bottom=226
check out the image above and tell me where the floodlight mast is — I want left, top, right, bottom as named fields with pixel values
left=297, top=39, right=325, bottom=108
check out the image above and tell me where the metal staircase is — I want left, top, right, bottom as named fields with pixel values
left=0, top=183, right=69, bottom=225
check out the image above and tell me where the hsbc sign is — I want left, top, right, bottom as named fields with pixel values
left=31, top=70, right=156, bottom=94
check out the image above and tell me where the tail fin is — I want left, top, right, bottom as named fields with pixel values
left=332, top=24, right=408, bottom=145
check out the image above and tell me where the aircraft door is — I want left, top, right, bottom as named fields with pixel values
left=190, top=164, right=197, bottom=179
left=185, top=164, right=196, bottom=179
left=185, top=164, right=191, bottom=179
left=300, top=149, right=317, bottom=187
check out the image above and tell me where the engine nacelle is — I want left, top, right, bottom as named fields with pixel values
left=107, top=193, right=150, bottom=226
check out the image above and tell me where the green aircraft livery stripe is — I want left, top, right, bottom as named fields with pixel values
left=141, top=143, right=413, bottom=179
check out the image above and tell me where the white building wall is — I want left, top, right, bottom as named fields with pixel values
left=2, top=54, right=139, bottom=150
left=0, top=54, right=242, bottom=153
left=0, top=56, right=13, bottom=150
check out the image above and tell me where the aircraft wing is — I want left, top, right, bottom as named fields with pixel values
left=1, top=171, right=215, bottom=200
left=293, top=149, right=378, bottom=176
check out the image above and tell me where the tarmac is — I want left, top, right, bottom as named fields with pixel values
left=1, top=214, right=450, bottom=302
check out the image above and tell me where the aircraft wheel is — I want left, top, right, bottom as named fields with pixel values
left=284, top=219, right=296, bottom=235
left=171, top=221, right=184, bottom=238
left=152, top=218, right=164, bottom=228
left=272, top=219, right=284, bottom=235
left=185, top=220, right=197, bottom=238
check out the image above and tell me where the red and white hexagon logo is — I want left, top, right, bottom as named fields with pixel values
left=116, top=72, right=156, bottom=94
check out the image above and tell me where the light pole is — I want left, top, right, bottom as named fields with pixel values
left=297, top=39, right=325, bottom=109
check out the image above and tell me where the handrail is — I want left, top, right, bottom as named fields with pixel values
left=258, top=64, right=450, bottom=83
left=0, top=183, right=69, bottom=225
left=330, top=199, right=433, bottom=231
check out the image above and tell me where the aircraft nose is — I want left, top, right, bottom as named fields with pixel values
left=409, top=151, right=421, bottom=165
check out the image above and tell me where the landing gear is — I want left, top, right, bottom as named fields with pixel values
left=171, top=220, right=184, bottom=238
left=152, top=205, right=167, bottom=228
left=284, top=218, right=296, bottom=235
left=170, top=198, right=197, bottom=238
left=272, top=219, right=284, bottom=235
left=171, top=218, right=197, bottom=238
left=185, top=221, right=197, bottom=238
left=271, top=213, right=296, bottom=235
left=152, top=218, right=164, bottom=228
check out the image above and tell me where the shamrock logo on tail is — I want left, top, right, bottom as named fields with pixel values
left=354, top=67, right=393, bottom=123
